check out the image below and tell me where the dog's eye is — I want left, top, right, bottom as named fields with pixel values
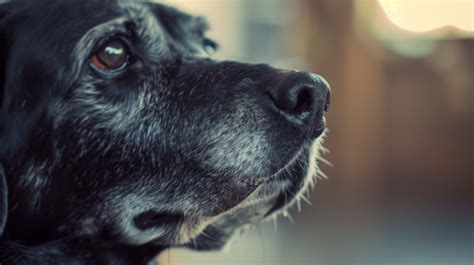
left=91, top=39, right=129, bottom=73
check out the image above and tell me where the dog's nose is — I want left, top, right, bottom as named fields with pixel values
left=268, top=72, right=331, bottom=131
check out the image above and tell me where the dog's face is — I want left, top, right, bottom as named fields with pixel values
left=0, top=0, right=330, bottom=256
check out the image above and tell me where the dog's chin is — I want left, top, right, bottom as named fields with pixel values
left=186, top=133, right=327, bottom=251
left=249, top=131, right=326, bottom=212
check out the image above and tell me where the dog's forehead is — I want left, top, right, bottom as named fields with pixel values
left=6, top=0, right=164, bottom=71
left=14, top=0, right=155, bottom=38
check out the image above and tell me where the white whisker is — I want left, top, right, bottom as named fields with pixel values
left=319, top=146, right=330, bottom=154
left=298, top=194, right=312, bottom=205
left=284, top=211, right=294, bottom=224
left=317, top=156, right=333, bottom=167
left=317, top=169, right=328, bottom=180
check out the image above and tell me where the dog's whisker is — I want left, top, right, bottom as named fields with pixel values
left=317, top=156, right=333, bottom=167
left=298, top=194, right=312, bottom=205
left=317, top=169, right=329, bottom=180
left=281, top=210, right=294, bottom=224
left=319, top=146, right=330, bottom=154
left=191, top=237, right=198, bottom=249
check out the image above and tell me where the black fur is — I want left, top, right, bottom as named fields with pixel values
left=0, top=1, right=330, bottom=264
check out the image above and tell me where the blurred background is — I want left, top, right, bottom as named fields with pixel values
left=157, top=0, right=474, bottom=264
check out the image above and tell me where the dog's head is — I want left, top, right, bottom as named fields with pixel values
left=0, top=0, right=330, bottom=256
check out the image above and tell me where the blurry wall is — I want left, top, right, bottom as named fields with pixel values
left=160, top=0, right=473, bottom=265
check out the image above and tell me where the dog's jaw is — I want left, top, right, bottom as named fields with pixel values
left=182, top=130, right=329, bottom=250
left=76, top=130, right=329, bottom=248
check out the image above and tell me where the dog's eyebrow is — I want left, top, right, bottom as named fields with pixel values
left=71, top=10, right=165, bottom=71
left=64, top=17, right=140, bottom=86
left=72, top=17, right=131, bottom=63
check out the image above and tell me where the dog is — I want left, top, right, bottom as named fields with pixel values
left=0, top=0, right=331, bottom=264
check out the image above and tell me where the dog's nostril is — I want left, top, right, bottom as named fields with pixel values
left=268, top=72, right=329, bottom=119
left=134, top=211, right=183, bottom=230
left=269, top=82, right=316, bottom=116
left=291, top=87, right=313, bottom=114
left=267, top=72, right=331, bottom=132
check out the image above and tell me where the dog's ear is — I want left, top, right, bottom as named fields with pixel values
left=146, top=2, right=218, bottom=54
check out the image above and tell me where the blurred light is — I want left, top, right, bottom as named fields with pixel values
left=378, top=0, right=474, bottom=33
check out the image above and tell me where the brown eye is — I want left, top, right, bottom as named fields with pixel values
left=91, top=39, right=129, bottom=72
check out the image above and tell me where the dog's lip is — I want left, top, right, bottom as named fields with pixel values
left=142, top=145, right=312, bottom=245
left=265, top=147, right=306, bottom=182
left=209, top=145, right=308, bottom=215
left=260, top=142, right=314, bottom=217
left=263, top=159, right=306, bottom=217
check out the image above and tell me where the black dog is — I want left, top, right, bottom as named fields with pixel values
left=0, top=0, right=331, bottom=264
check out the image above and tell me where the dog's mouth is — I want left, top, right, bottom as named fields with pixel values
left=242, top=136, right=323, bottom=218
left=263, top=156, right=308, bottom=217
left=182, top=134, right=327, bottom=250
left=116, top=132, right=327, bottom=247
